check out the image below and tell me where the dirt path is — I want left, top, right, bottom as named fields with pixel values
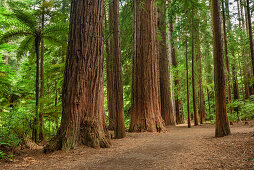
left=1, top=121, right=254, bottom=169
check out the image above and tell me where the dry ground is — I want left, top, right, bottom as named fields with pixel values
left=1, top=121, right=254, bottom=170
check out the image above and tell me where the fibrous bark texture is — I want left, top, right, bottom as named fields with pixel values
left=44, top=0, right=110, bottom=152
left=211, top=0, right=231, bottom=137
left=129, top=0, right=165, bottom=132
left=112, top=0, right=126, bottom=138
left=158, top=0, right=175, bottom=126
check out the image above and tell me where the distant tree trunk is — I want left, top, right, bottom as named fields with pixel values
left=39, top=2, right=45, bottom=141
left=211, top=0, right=231, bottom=137
left=106, top=4, right=114, bottom=130
left=232, top=63, right=240, bottom=120
left=240, top=0, right=250, bottom=99
left=221, top=1, right=232, bottom=114
left=191, top=12, right=198, bottom=126
left=158, top=0, right=175, bottom=126
left=246, top=0, right=254, bottom=77
left=112, top=0, right=126, bottom=138
left=55, top=80, right=58, bottom=132
left=196, top=28, right=205, bottom=124
left=168, top=0, right=184, bottom=124
left=44, top=0, right=110, bottom=152
left=129, top=0, right=165, bottom=132
left=185, top=11, right=191, bottom=128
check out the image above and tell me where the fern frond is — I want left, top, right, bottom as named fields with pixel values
left=9, top=9, right=37, bottom=32
left=16, top=36, right=34, bottom=60
left=43, top=36, right=63, bottom=46
left=0, top=29, right=31, bottom=45
left=43, top=23, right=69, bottom=36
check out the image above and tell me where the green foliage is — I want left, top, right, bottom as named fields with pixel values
left=0, top=150, right=5, bottom=159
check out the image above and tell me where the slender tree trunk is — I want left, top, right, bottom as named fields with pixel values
left=112, top=0, right=126, bottom=138
left=158, top=0, right=175, bottom=126
left=221, top=1, right=232, bottom=114
left=44, top=0, right=110, bottom=152
left=211, top=0, right=231, bottom=137
left=33, top=37, right=41, bottom=143
left=191, top=12, right=198, bottom=126
left=129, top=0, right=165, bottom=132
left=39, top=3, right=45, bottom=141
left=55, top=80, right=58, bottom=132
left=240, top=0, right=250, bottom=99
left=168, top=0, right=183, bottom=124
left=232, top=63, right=240, bottom=120
left=106, top=4, right=114, bottom=130
left=246, top=0, right=254, bottom=77
left=185, top=11, right=191, bottom=128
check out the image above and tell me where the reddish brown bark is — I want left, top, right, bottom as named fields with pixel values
left=112, top=0, right=126, bottom=138
left=158, top=0, right=175, bottom=126
left=185, top=10, right=191, bottom=128
left=211, top=0, right=231, bottom=137
left=106, top=3, right=115, bottom=131
left=246, top=0, right=254, bottom=77
left=44, top=0, right=110, bottom=152
left=129, top=0, right=165, bottom=132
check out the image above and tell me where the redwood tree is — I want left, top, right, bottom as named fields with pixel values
left=246, top=0, right=254, bottom=77
left=112, top=0, right=126, bottom=138
left=211, top=0, right=231, bottom=137
left=129, top=0, right=165, bottom=132
left=44, top=0, right=110, bottom=152
left=158, top=0, right=175, bottom=126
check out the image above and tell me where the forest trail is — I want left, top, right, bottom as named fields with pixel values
left=1, top=121, right=254, bottom=170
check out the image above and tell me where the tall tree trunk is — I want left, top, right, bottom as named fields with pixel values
left=129, top=0, right=165, bottom=132
left=221, top=1, right=232, bottom=114
left=112, top=0, right=126, bottom=138
left=158, top=0, right=175, bottom=126
left=106, top=4, right=114, bottom=130
left=246, top=0, right=254, bottom=77
left=240, top=0, right=250, bottom=99
left=39, top=2, right=45, bottom=141
left=44, top=0, right=110, bottom=152
left=33, top=37, right=41, bottom=143
left=211, top=0, right=231, bottom=137
left=191, top=12, right=198, bottom=126
left=185, top=10, right=191, bottom=128
left=168, top=0, right=184, bottom=124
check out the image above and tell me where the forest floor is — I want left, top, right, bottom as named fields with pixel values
left=1, top=120, right=254, bottom=170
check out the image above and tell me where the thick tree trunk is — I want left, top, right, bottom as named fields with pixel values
left=246, top=0, right=254, bottom=77
left=191, top=12, right=198, bottom=126
left=221, top=1, right=232, bottom=114
left=158, top=0, right=175, bottom=126
left=211, top=0, right=231, bottom=137
left=112, top=0, right=126, bottom=138
left=44, top=0, right=110, bottom=152
left=129, top=0, right=165, bottom=132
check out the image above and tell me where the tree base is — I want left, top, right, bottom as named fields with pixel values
left=44, top=121, right=111, bottom=153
